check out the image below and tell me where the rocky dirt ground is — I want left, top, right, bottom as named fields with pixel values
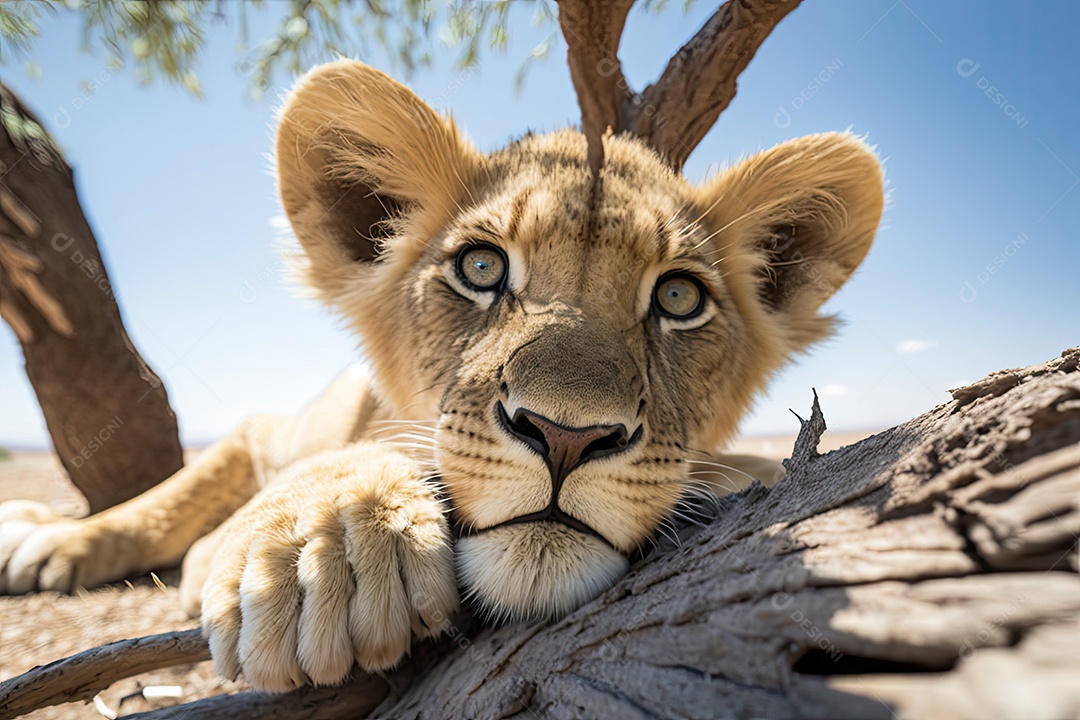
left=0, top=430, right=872, bottom=718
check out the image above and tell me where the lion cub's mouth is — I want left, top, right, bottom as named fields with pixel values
left=461, top=509, right=618, bottom=554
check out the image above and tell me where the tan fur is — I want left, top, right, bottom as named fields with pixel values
left=0, top=60, right=883, bottom=691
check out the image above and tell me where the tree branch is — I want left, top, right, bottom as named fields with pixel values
left=0, top=629, right=209, bottom=719
left=628, top=0, right=802, bottom=170
left=556, top=0, right=635, bottom=175
left=124, top=675, right=388, bottom=720
left=556, top=0, right=802, bottom=173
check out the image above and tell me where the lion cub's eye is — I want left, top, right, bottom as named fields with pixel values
left=456, top=244, right=508, bottom=291
left=653, top=273, right=705, bottom=319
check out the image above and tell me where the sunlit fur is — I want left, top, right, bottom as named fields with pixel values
left=277, top=60, right=884, bottom=619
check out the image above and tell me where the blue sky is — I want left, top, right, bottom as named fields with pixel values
left=1, top=1, right=1077, bottom=449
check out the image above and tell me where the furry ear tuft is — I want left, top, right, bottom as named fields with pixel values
left=275, top=60, right=481, bottom=285
left=698, top=132, right=884, bottom=352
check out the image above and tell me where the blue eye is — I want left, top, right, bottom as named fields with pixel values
left=457, top=244, right=508, bottom=291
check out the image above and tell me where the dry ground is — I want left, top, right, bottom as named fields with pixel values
left=0, top=429, right=873, bottom=718
left=0, top=452, right=232, bottom=718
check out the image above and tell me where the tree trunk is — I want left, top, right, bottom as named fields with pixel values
left=2, top=348, right=1076, bottom=720
left=0, top=84, right=183, bottom=513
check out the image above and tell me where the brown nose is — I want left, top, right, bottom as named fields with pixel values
left=496, top=403, right=638, bottom=489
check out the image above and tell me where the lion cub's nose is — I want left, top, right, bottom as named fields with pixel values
left=496, top=404, right=635, bottom=485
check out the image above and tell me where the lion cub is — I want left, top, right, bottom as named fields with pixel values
left=0, top=60, right=883, bottom=691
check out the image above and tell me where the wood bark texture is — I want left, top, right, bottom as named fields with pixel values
left=2, top=348, right=1076, bottom=720
left=0, top=85, right=183, bottom=512
left=556, top=0, right=636, bottom=174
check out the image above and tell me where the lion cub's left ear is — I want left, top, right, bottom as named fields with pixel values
left=276, top=60, right=481, bottom=286
left=698, top=132, right=884, bottom=351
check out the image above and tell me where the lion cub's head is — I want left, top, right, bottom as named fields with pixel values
left=276, top=61, right=883, bottom=621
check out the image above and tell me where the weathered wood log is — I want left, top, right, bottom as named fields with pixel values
left=2, top=348, right=1077, bottom=719
left=0, top=85, right=183, bottom=512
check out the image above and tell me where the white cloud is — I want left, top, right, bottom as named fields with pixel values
left=896, top=339, right=938, bottom=355
left=819, top=384, right=849, bottom=397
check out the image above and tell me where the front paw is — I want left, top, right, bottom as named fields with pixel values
left=200, top=445, right=457, bottom=692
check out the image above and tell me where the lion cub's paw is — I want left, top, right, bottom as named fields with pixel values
left=0, top=500, right=131, bottom=595
left=199, top=444, right=457, bottom=692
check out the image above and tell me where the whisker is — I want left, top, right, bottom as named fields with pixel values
left=380, top=441, right=437, bottom=454
left=367, top=420, right=438, bottom=432
left=367, top=422, right=438, bottom=437
left=390, top=433, right=439, bottom=444
left=679, top=478, right=725, bottom=495
left=686, top=471, right=739, bottom=493
left=654, top=519, right=682, bottom=548
left=678, top=445, right=716, bottom=459
left=368, top=419, right=438, bottom=427
left=688, top=460, right=758, bottom=484
left=684, top=190, right=728, bottom=233
left=365, top=424, right=438, bottom=445
left=687, top=469, right=740, bottom=481
left=692, top=202, right=775, bottom=249
left=369, top=437, right=438, bottom=449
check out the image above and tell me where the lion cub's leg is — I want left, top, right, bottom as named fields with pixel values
left=0, top=425, right=264, bottom=595
left=0, top=365, right=378, bottom=597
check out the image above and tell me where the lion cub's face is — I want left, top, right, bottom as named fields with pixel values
left=277, top=61, right=884, bottom=620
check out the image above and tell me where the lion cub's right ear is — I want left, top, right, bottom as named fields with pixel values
left=276, top=60, right=481, bottom=282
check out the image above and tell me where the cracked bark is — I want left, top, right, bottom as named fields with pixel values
left=3, top=348, right=1076, bottom=720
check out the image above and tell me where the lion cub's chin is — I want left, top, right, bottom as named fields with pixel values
left=456, top=523, right=629, bottom=622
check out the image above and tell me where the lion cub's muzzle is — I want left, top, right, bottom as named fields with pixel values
left=468, top=402, right=643, bottom=550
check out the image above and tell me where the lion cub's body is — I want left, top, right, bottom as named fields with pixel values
left=0, top=61, right=883, bottom=692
